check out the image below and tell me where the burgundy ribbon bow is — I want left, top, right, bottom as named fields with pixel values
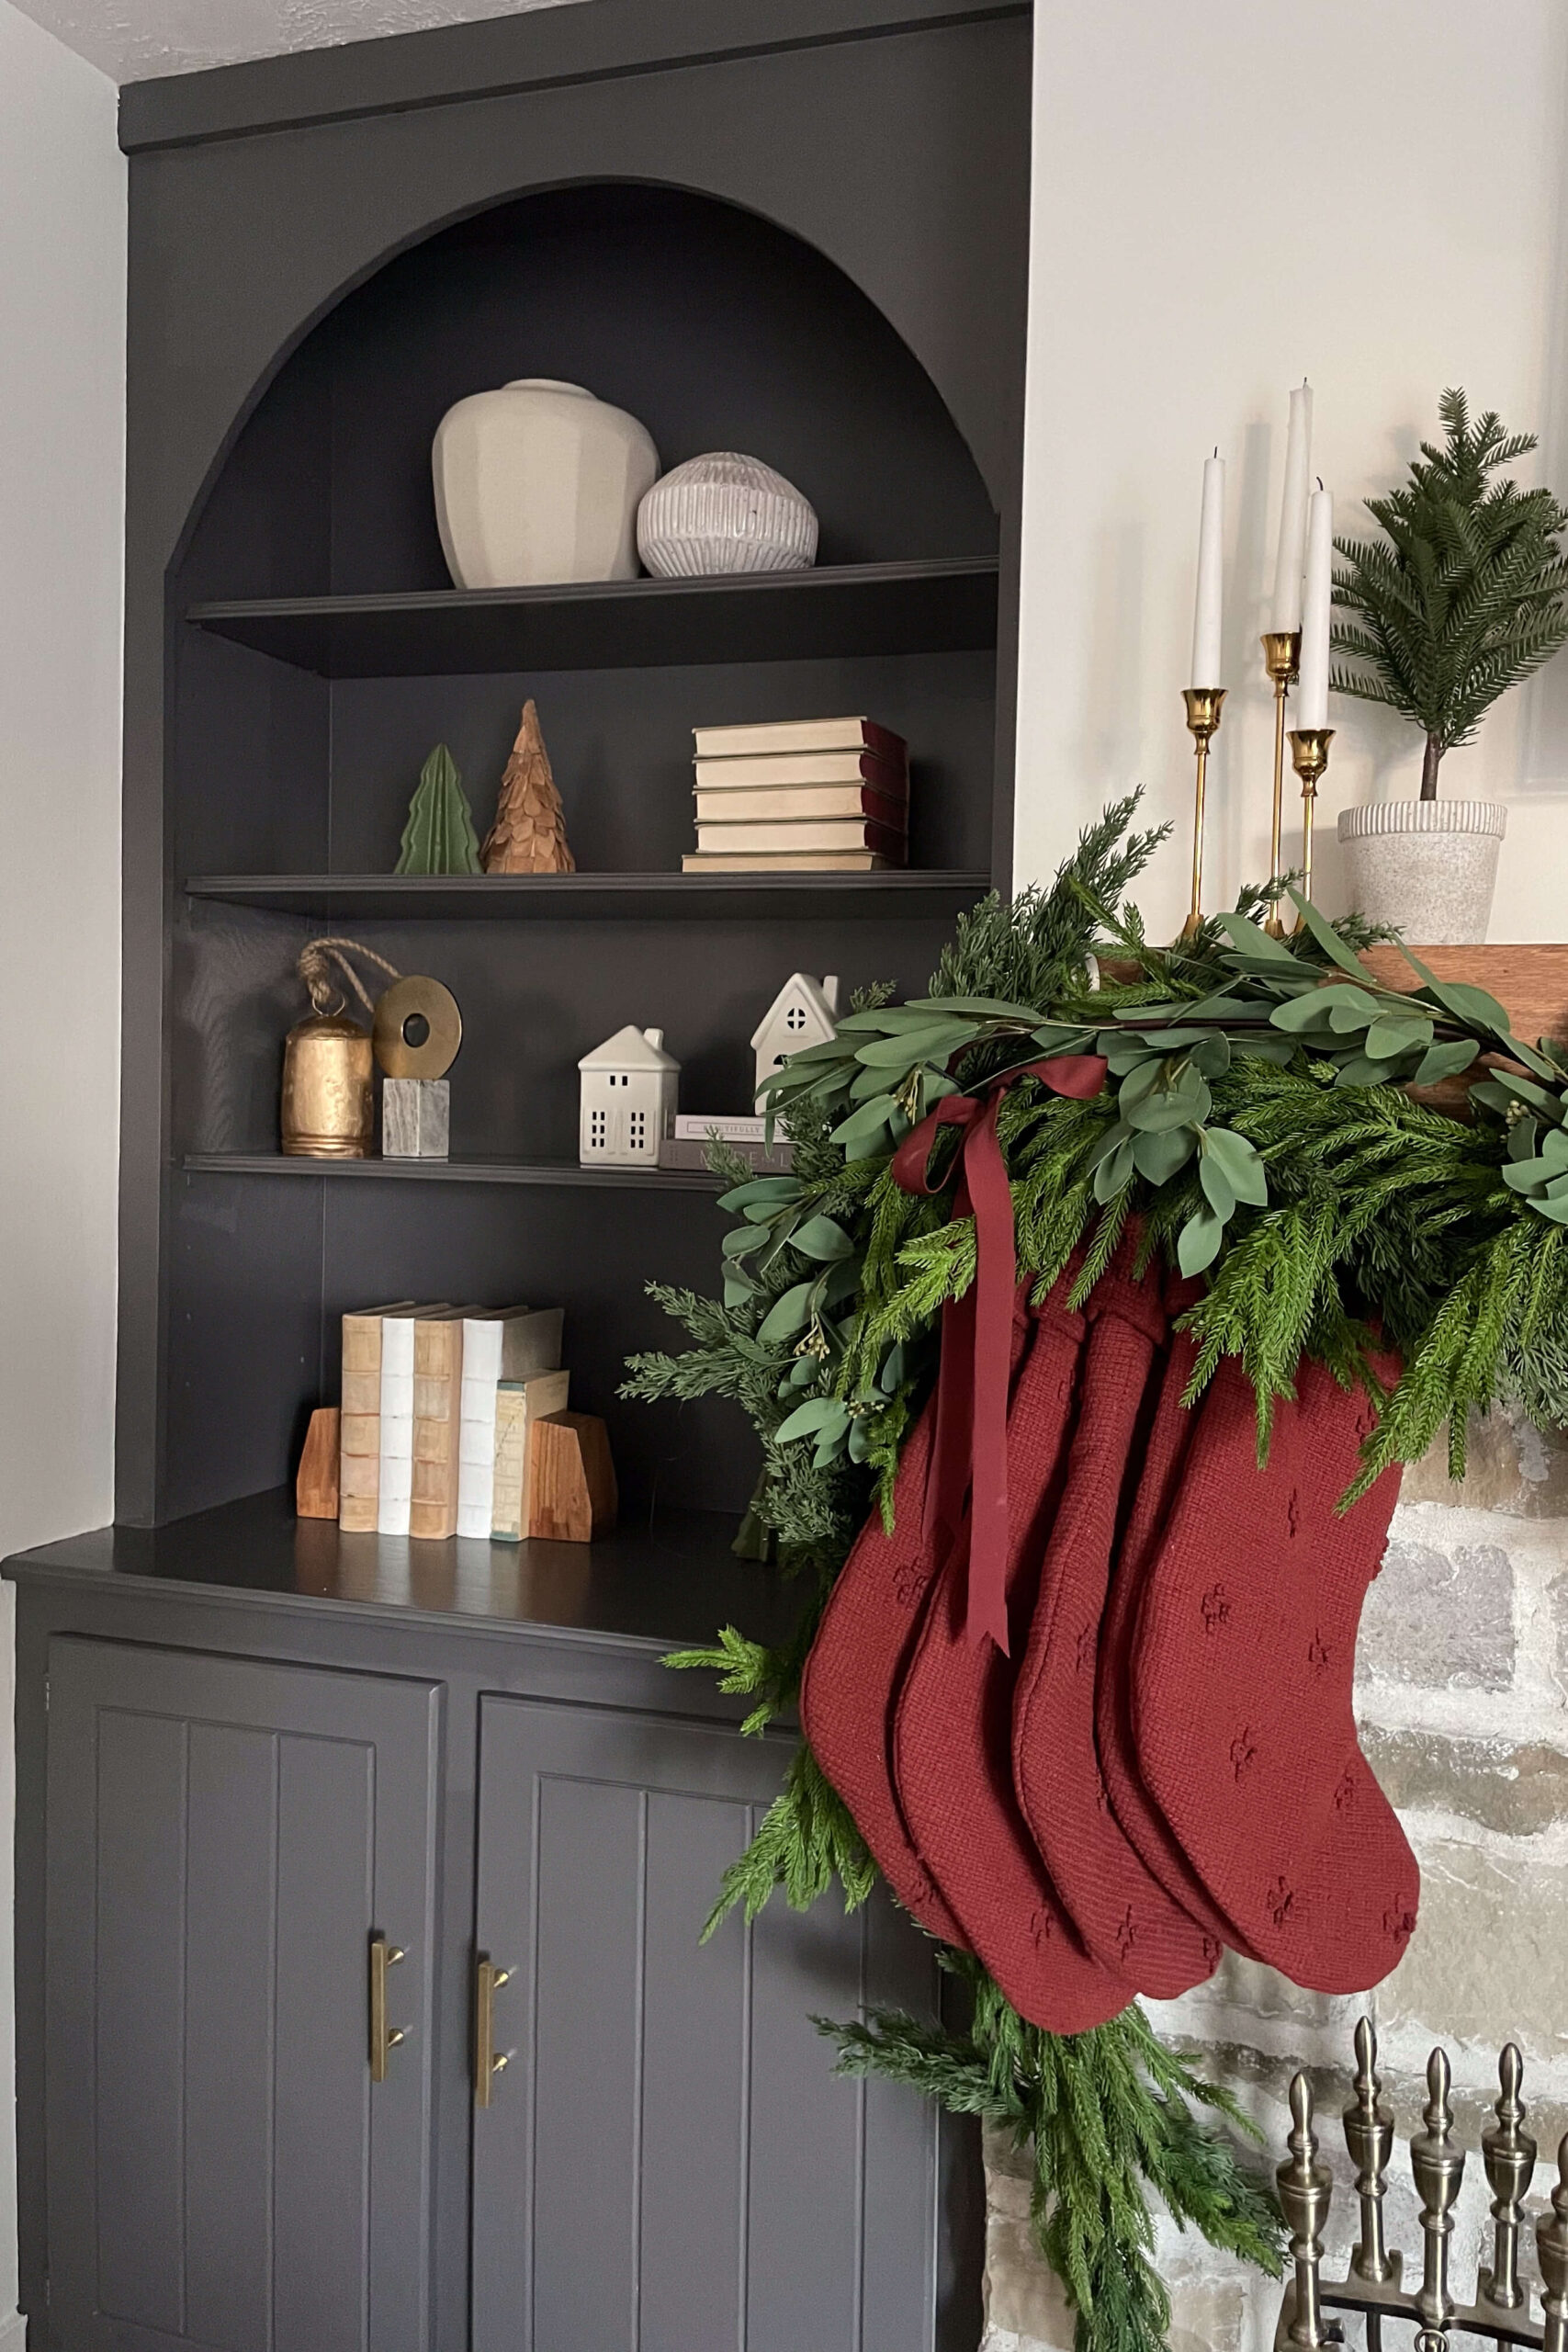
left=891, top=1055, right=1108, bottom=1652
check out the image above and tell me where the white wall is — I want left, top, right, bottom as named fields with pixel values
left=0, top=3, right=125, bottom=2339
left=1016, top=0, right=1568, bottom=941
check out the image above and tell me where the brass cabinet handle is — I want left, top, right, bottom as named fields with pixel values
left=474, top=1956, right=512, bottom=2109
left=369, top=1937, right=406, bottom=2082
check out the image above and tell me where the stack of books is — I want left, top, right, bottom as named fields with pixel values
left=338, top=1301, right=566, bottom=1542
left=682, top=716, right=908, bottom=873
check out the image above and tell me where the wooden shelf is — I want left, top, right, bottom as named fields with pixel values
left=184, top=1152, right=727, bottom=1192
left=184, top=556, right=1000, bottom=677
left=183, top=869, right=991, bottom=921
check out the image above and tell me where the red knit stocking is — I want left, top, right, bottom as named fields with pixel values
left=1131, top=1349, right=1418, bottom=1988
left=1094, top=1299, right=1262, bottom=1954
left=1011, top=1259, right=1220, bottom=1996
left=799, top=1293, right=1033, bottom=1945
left=893, top=1283, right=1134, bottom=2032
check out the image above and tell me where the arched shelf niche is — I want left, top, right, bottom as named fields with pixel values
left=179, top=178, right=999, bottom=605
left=171, top=179, right=1003, bottom=886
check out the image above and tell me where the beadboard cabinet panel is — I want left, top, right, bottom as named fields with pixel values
left=42, top=1638, right=442, bottom=2352
left=470, top=1694, right=944, bottom=2352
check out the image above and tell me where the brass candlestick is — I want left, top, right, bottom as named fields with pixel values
left=1260, top=629, right=1302, bottom=935
left=1179, top=685, right=1226, bottom=944
left=1288, top=725, right=1335, bottom=926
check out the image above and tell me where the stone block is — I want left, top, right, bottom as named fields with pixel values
left=1361, top=1724, right=1568, bottom=1836
left=1401, top=1404, right=1568, bottom=1520
left=381, top=1076, right=449, bottom=1158
left=1359, top=1536, right=1514, bottom=1691
left=1378, top=1832, right=1568, bottom=2070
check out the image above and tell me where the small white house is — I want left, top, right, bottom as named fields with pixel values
left=750, top=972, right=841, bottom=1098
left=578, top=1024, right=681, bottom=1166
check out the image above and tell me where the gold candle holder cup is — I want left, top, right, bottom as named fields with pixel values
left=1288, top=725, right=1335, bottom=925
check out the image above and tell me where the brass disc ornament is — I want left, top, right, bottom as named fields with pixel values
left=373, top=975, right=462, bottom=1080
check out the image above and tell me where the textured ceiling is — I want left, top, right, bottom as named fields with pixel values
left=11, top=0, right=587, bottom=83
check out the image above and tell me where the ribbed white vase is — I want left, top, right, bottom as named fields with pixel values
left=1337, top=799, right=1506, bottom=944
left=433, top=379, right=660, bottom=589
left=637, top=452, right=818, bottom=578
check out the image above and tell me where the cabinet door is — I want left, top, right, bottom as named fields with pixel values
left=471, top=1695, right=945, bottom=2352
left=44, top=1636, right=441, bottom=2352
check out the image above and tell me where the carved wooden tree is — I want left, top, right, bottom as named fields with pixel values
left=481, top=699, right=576, bottom=874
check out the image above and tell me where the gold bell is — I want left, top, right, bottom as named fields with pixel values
left=281, top=1010, right=375, bottom=1158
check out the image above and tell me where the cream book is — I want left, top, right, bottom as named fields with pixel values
left=338, top=1302, right=415, bottom=1532
left=491, top=1372, right=571, bottom=1541
left=691, top=749, right=908, bottom=794
left=456, top=1307, right=566, bottom=1539
left=377, top=1304, right=449, bottom=1536
left=411, top=1307, right=478, bottom=1542
left=682, top=849, right=890, bottom=873
left=692, top=717, right=907, bottom=763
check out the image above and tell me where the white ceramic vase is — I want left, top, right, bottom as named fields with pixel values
left=1337, top=798, right=1506, bottom=944
left=432, top=379, right=660, bottom=590
left=637, top=451, right=818, bottom=578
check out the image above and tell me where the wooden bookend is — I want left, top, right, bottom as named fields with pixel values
left=297, top=1407, right=342, bottom=1519
left=525, top=1412, right=617, bottom=1543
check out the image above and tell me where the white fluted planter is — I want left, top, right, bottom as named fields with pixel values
left=1338, top=799, right=1506, bottom=944
left=637, top=451, right=818, bottom=577
left=432, top=379, right=660, bottom=589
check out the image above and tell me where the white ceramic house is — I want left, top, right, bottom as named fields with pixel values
left=578, top=1023, right=681, bottom=1166
left=750, top=973, right=841, bottom=1098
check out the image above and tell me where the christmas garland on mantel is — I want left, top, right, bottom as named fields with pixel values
left=623, top=798, right=1568, bottom=2352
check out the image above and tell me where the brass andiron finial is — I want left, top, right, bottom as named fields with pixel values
left=1482, top=2043, right=1537, bottom=2311
left=1287, top=727, right=1335, bottom=925
left=1279, top=2074, right=1339, bottom=2352
left=1537, top=2138, right=1568, bottom=2352
left=1345, top=2018, right=1395, bottom=2291
left=1411, top=2047, right=1465, bottom=2352
left=1259, top=629, right=1302, bottom=936
left=1276, top=2027, right=1550, bottom=2352
left=1179, top=686, right=1226, bottom=945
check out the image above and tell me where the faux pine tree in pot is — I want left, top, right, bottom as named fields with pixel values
left=1332, top=388, right=1568, bottom=943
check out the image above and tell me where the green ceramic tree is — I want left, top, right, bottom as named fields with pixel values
left=395, top=743, right=483, bottom=875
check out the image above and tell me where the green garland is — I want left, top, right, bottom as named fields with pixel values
left=624, top=797, right=1568, bottom=2352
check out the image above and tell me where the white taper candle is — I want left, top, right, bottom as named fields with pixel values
left=1270, top=382, right=1314, bottom=634
left=1190, top=451, right=1225, bottom=687
left=1296, top=485, right=1334, bottom=729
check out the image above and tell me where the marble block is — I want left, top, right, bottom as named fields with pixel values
left=382, top=1078, right=449, bottom=1159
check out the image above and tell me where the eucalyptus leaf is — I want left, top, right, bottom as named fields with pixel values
left=822, top=1257, right=863, bottom=1308
left=1124, top=1076, right=1212, bottom=1133
left=1333, top=1054, right=1404, bottom=1089
left=1093, top=1137, right=1136, bottom=1202
left=1199, top=1153, right=1235, bottom=1220
left=847, top=1416, right=872, bottom=1464
left=1270, top=993, right=1342, bottom=1035
left=1132, top=1125, right=1198, bottom=1184
left=789, top=1352, right=821, bottom=1389
left=1412, top=1038, right=1480, bottom=1086
left=1201, top=1125, right=1268, bottom=1206
left=1218, top=911, right=1303, bottom=965
left=722, top=1270, right=758, bottom=1307
left=716, top=1176, right=802, bottom=1213
left=775, top=1395, right=850, bottom=1444
left=1396, top=947, right=1513, bottom=1036
left=1285, top=887, right=1372, bottom=978
left=1233, top=1035, right=1298, bottom=1065
left=1190, top=1034, right=1231, bottom=1078
left=854, top=1023, right=977, bottom=1068
left=1364, top=1014, right=1434, bottom=1058
left=1325, top=989, right=1382, bottom=1034
left=757, top=1283, right=818, bottom=1343
left=721, top=1225, right=769, bottom=1260
left=1177, top=1204, right=1225, bottom=1275
left=831, top=1095, right=898, bottom=1151
left=916, top=994, right=1053, bottom=1023
left=1528, top=1194, right=1568, bottom=1225
left=792, top=1216, right=854, bottom=1261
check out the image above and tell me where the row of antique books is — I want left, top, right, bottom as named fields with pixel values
left=338, top=1301, right=565, bottom=1541
left=682, top=715, right=908, bottom=873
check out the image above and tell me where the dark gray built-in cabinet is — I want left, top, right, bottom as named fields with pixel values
left=8, top=3, right=1032, bottom=2344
